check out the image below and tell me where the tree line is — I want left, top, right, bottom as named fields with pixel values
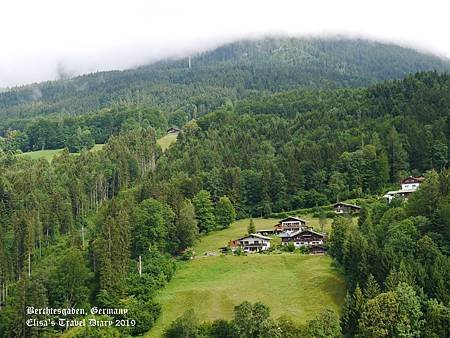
left=0, top=105, right=168, bottom=152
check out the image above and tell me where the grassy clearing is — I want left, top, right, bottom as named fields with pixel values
left=157, top=133, right=178, bottom=151
left=147, top=254, right=345, bottom=337
left=16, top=132, right=176, bottom=162
left=16, top=144, right=105, bottom=162
left=193, top=215, right=339, bottom=255
left=146, top=217, right=346, bottom=337
left=16, top=148, right=66, bottom=161
left=194, top=218, right=280, bottom=254
left=90, top=144, right=105, bottom=152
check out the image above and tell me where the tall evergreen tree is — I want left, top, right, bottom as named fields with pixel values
left=192, top=190, right=216, bottom=233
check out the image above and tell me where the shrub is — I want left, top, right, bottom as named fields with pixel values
left=281, top=243, right=295, bottom=252
left=326, top=211, right=336, bottom=218
left=298, top=246, right=310, bottom=254
left=180, top=250, right=194, bottom=261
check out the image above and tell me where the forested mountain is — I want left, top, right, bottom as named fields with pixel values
left=153, top=72, right=449, bottom=216
left=1, top=37, right=449, bottom=134
left=0, top=39, right=449, bottom=336
left=0, top=69, right=449, bottom=336
left=151, top=72, right=450, bottom=337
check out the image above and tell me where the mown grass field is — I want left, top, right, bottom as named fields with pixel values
left=157, top=133, right=178, bottom=151
left=16, top=144, right=105, bottom=162
left=146, top=217, right=346, bottom=337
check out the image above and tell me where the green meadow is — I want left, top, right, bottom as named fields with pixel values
left=16, top=132, right=176, bottom=162
left=16, top=144, right=105, bottom=162
left=157, top=133, right=178, bottom=152
left=147, top=217, right=346, bottom=337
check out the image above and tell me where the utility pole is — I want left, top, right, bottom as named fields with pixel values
left=138, top=255, right=142, bottom=277
left=28, top=251, right=31, bottom=278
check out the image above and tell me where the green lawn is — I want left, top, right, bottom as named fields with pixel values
left=193, top=215, right=337, bottom=256
left=146, top=217, right=346, bottom=337
left=194, top=218, right=280, bottom=255
left=16, top=148, right=66, bottom=161
left=157, top=133, right=178, bottom=151
left=147, top=254, right=345, bottom=337
left=16, top=144, right=105, bottom=162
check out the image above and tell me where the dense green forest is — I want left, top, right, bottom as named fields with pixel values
left=0, top=38, right=449, bottom=337
left=0, top=106, right=168, bottom=152
left=155, top=72, right=450, bottom=337
left=153, top=72, right=449, bottom=216
left=1, top=37, right=449, bottom=138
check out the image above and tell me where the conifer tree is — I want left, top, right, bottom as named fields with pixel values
left=193, top=190, right=216, bottom=233
left=364, top=274, right=381, bottom=299
left=248, top=218, right=256, bottom=234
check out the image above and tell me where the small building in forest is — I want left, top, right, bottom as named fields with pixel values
left=383, top=175, right=425, bottom=203
left=167, top=127, right=180, bottom=134
left=400, top=176, right=425, bottom=190
left=229, top=234, right=271, bottom=253
left=333, top=202, right=361, bottom=214
left=274, top=216, right=307, bottom=233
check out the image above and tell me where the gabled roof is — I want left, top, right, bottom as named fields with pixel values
left=401, top=176, right=425, bottom=184
left=167, top=127, right=180, bottom=133
left=236, top=233, right=272, bottom=241
left=333, top=202, right=361, bottom=209
left=281, top=229, right=325, bottom=239
left=279, top=216, right=306, bottom=223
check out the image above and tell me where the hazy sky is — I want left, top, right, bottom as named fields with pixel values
left=1, top=0, right=449, bottom=88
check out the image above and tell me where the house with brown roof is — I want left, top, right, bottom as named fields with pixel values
left=274, top=216, right=307, bottom=233
left=280, top=229, right=325, bottom=247
left=333, top=202, right=361, bottom=214
left=383, top=175, right=425, bottom=203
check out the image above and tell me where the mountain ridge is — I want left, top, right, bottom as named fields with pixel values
left=0, top=36, right=449, bottom=132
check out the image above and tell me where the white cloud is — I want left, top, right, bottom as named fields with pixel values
left=0, top=0, right=449, bottom=87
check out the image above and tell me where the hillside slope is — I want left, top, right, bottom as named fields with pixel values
left=1, top=37, right=449, bottom=131
left=147, top=218, right=346, bottom=337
